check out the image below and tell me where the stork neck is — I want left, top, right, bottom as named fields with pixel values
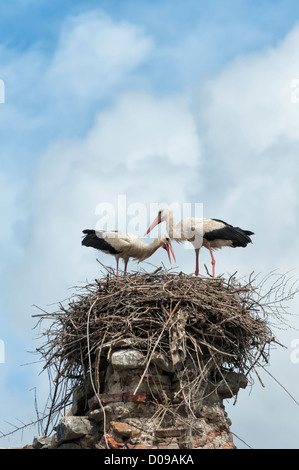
left=165, top=211, right=175, bottom=237
left=146, top=238, right=161, bottom=256
left=134, top=237, right=161, bottom=262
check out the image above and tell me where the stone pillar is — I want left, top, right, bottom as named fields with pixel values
left=32, top=346, right=247, bottom=449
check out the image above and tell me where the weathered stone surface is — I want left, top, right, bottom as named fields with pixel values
left=77, top=433, right=101, bottom=449
left=126, top=443, right=158, bottom=449
left=31, top=343, right=245, bottom=449
left=32, top=436, right=45, bottom=449
left=71, top=385, right=88, bottom=416
left=63, top=407, right=73, bottom=417
left=111, top=404, right=130, bottom=419
left=32, top=435, right=58, bottom=449
left=56, top=416, right=98, bottom=444
left=159, top=443, right=180, bottom=449
left=111, top=349, right=146, bottom=369
left=150, top=352, right=175, bottom=372
left=41, top=435, right=58, bottom=449
left=217, top=371, right=248, bottom=398
left=155, top=427, right=187, bottom=438
left=32, top=436, right=49, bottom=449
left=89, top=406, right=112, bottom=422
left=57, top=442, right=82, bottom=449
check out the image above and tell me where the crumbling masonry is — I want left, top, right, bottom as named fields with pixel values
left=31, top=270, right=279, bottom=449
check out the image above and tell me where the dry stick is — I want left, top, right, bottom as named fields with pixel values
left=96, top=259, right=115, bottom=276
left=261, top=366, right=299, bottom=407
left=44, top=358, right=63, bottom=436
left=133, top=299, right=182, bottom=395
left=245, top=341, right=269, bottom=378
left=243, top=347, right=265, bottom=388
left=94, top=347, right=102, bottom=395
left=231, top=431, right=253, bottom=449
left=86, top=298, right=110, bottom=449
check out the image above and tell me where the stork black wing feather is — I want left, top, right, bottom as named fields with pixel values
left=81, top=229, right=121, bottom=254
left=204, top=224, right=254, bottom=247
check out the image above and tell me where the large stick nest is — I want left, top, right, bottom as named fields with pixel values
left=33, top=268, right=297, bottom=435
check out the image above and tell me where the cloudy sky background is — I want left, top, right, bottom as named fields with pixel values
left=1, top=0, right=299, bottom=448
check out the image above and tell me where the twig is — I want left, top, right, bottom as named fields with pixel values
left=86, top=298, right=109, bottom=449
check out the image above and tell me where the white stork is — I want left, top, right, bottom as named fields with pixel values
left=145, top=208, right=254, bottom=277
left=82, top=229, right=176, bottom=277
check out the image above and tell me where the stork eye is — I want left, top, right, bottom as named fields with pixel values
left=158, top=210, right=162, bottom=217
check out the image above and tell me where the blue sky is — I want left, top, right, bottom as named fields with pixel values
left=1, top=0, right=299, bottom=448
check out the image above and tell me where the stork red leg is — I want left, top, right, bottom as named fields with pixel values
left=195, top=249, right=199, bottom=276
left=208, top=246, right=215, bottom=277
left=124, top=260, right=128, bottom=276
left=116, top=259, right=119, bottom=278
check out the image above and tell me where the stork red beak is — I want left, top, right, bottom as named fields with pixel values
left=144, top=216, right=161, bottom=236
left=162, top=241, right=176, bottom=264
left=168, top=241, right=176, bottom=263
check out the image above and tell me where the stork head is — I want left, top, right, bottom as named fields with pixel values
left=159, top=234, right=176, bottom=264
left=144, top=208, right=170, bottom=236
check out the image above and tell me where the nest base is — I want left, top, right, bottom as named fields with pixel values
left=32, top=270, right=281, bottom=449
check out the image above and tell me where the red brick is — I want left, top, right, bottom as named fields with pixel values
left=221, top=441, right=236, bottom=449
left=193, top=429, right=222, bottom=447
left=123, top=392, right=147, bottom=403
left=210, top=428, right=221, bottom=437
left=110, top=421, right=141, bottom=439
left=193, top=437, right=207, bottom=448
left=105, top=434, right=125, bottom=449
left=88, top=393, right=123, bottom=410
left=99, top=393, right=123, bottom=404
left=89, top=392, right=146, bottom=410
left=206, top=428, right=222, bottom=443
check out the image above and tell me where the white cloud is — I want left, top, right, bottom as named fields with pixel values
left=0, top=12, right=160, bottom=446
left=0, top=90, right=200, bottom=336
left=194, top=23, right=299, bottom=270
left=24, top=91, right=201, bottom=282
left=0, top=173, right=28, bottom=270
left=0, top=8, right=201, bottom=330
left=86, top=92, right=200, bottom=170
left=198, top=24, right=299, bottom=170
left=47, top=11, right=154, bottom=102
left=2, top=8, right=299, bottom=449
left=190, top=22, right=299, bottom=449
left=0, top=9, right=155, bottom=156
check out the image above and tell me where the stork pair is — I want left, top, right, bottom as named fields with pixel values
left=82, top=208, right=254, bottom=277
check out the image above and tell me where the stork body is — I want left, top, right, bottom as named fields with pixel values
left=145, top=209, right=254, bottom=277
left=82, top=229, right=175, bottom=277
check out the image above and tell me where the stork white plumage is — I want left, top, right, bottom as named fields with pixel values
left=145, top=208, right=254, bottom=277
left=82, top=229, right=176, bottom=277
